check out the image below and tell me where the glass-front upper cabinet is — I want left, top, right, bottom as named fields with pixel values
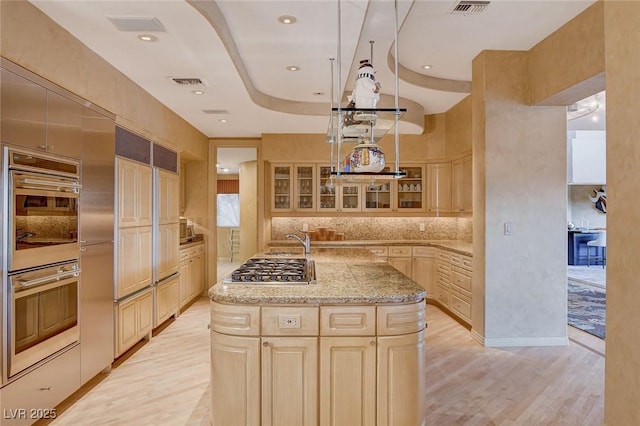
left=340, top=183, right=361, bottom=211
left=294, top=164, right=316, bottom=211
left=318, top=165, right=338, bottom=212
left=363, top=167, right=393, bottom=212
left=396, top=165, right=425, bottom=212
left=271, top=164, right=292, bottom=212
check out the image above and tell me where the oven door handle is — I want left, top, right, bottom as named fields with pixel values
left=19, top=178, right=82, bottom=191
left=17, top=269, right=81, bottom=289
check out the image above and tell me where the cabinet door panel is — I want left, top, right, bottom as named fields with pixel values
left=190, top=254, right=204, bottom=299
left=0, top=68, right=47, bottom=150
left=377, top=330, right=426, bottom=426
left=157, top=169, right=180, bottom=224
left=426, top=162, right=452, bottom=213
left=320, top=337, right=376, bottom=426
left=178, top=260, right=191, bottom=307
left=271, top=164, right=293, bottom=212
left=117, top=158, right=138, bottom=227
left=137, top=290, right=153, bottom=337
left=117, top=298, right=138, bottom=356
left=262, top=337, right=317, bottom=426
left=412, top=256, right=435, bottom=296
left=211, top=332, right=260, bottom=426
left=157, top=223, right=179, bottom=279
left=137, top=164, right=153, bottom=227
left=46, top=91, right=82, bottom=157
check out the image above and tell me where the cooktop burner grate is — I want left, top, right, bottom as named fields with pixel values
left=226, top=258, right=314, bottom=284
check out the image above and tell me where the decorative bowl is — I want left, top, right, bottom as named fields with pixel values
left=349, top=143, right=385, bottom=173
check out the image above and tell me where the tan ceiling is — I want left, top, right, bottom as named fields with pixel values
left=31, top=0, right=597, bottom=140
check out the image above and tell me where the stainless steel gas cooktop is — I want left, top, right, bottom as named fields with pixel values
left=223, top=258, right=316, bottom=285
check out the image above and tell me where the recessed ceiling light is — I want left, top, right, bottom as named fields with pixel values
left=422, top=64, right=433, bottom=70
left=278, top=15, right=297, bottom=24
left=591, top=115, right=600, bottom=122
left=219, top=119, right=228, bottom=123
left=137, top=34, right=157, bottom=42
left=287, top=66, right=300, bottom=72
left=222, top=168, right=229, bottom=173
left=191, top=90, right=205, bottom=95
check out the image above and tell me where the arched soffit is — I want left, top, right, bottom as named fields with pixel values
left=187, top=0, right=425, bottom=131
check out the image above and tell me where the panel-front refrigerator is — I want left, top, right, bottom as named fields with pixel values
left=79, top=107, right=115, bottom=384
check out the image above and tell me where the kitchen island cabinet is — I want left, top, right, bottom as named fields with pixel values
left=209, top=248, right=426, bottom=426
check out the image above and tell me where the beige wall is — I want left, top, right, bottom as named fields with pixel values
left=603, top=1, right=640, bottom=423
left=528, top=1, right=605, bottom=106
left=445, top=95, right=472, bottom=158
left=472, top=50, right=568, bottom=346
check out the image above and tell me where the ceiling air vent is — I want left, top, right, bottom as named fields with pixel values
left=450, top=1, right=490, bottom=15
left=202, top=109, right=230, bottom=115
left=107, top=16, right=166, bottom=32
left=171, top=77, right=207, bottom=86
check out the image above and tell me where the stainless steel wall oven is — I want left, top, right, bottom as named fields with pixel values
left=7, top=261, right=80, bottom=377
left=7, top=148, right=81, bottom=272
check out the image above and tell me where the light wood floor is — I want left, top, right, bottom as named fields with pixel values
left=45, top=295, right=604, bottom=425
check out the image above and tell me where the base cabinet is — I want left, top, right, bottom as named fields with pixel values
left=155, top=276, right=179, bottom=327
left=320, top=337, right=377, bottom=426
left=178, top=243, right=205, bottom=309
left=262, top=337, right=318, bottom=426
left=115, top=289, right=153, bottom=358
left=210, top=301, right=426, bottom=426
left=412, top=247, right=436, bottom=298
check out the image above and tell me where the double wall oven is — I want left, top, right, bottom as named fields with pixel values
left=3, top=147, right=82, bottom=380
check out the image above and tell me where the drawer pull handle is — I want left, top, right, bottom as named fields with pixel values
left=40, top=387, right=51, bottom=391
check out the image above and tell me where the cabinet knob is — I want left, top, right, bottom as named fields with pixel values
left=263, top=341, right=270, bottom=347
left=370, top=340, right=376, bottom=347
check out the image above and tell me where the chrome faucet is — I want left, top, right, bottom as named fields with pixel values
left=286, top=231, right=311, bottom=256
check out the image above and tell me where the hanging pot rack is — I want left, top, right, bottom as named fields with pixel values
left=328, top=0, right=407, bottom=181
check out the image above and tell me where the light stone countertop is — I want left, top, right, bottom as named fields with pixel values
left=268, top=239, right=473, bottom=257
left=209, top=247, right=426, bottom=305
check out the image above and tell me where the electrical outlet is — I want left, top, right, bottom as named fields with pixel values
left=504, top=222, right=513, bottom=236
left=279, top=315, right=301, bottom=329
left=302, top=223, right=309, bottom=231
left=419, top=223, right=425, bottom=232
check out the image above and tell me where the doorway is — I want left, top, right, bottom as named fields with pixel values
left=216, top=147, right=257, bottom=281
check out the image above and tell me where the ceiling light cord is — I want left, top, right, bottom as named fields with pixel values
left=394, top=0, right=400, bottom=175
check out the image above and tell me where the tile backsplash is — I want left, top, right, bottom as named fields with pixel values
left=272, top=217, right=472, bottom=242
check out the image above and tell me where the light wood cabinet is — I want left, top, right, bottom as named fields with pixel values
left=179, top=243, right=205, bottom=309
left=155, top=276, right=179, bottom=327
left=426, top=162, right=452, bottom=213
left=156, top=223, right=179, bottom=280
left=434, top=249, right=472, bottom=325
left=210, top=332, right=261, bottom=426
left=452, top=155, right=472, bottom=213
left=294, top=164, right=316, bottom=211
left=320, top=336, right=376, bottom=426
left=377, top=330, right=426, bottom=426
left=396, top=165, right=425, bottom=211
left=116, top=226, right=153, bottom=299
left=262, top=337, right=318, bottom=426
left=388, top=246, right=412, bottom=278
left=412, top=246, right=436, bottom=298
left=156, top=169, right=180, bottom=224
left=210, top=301, right=426, bottom=426
left=116, top=289, right=153, bottom=357
left=271, top=163, right=293, bottom=211
left=117, top=157, right=152, bottom=228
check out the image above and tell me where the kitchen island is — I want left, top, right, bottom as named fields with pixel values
left=209, top=247, right=426, bottom=426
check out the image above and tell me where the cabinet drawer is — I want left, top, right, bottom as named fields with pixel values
left=450, top=294, right=471, bottom=321
left=388, top=246, right=411, bottom=257
left=369, top=246, right=389, bottom=257
left=436, top=285, right=450, bottom=306
left=320, top=306, right=376, bottom=336
left=412, top=246, right=435, bottom=257
left=450, top=253, right=472, bottom=270
left=180, top=244, right=204, bottom=261
left=1, top=345, right=81, bottom=423
left=451, top=285, right=471, bottom=304
left=452, top=268, right=472, bottom=292
left=262, top=306, right=319, bottom=336
left=436, top=274, right=450, bottom=289
left=436, top=250, right=451, bottom=262
left=436, top=260, right=451, bottom=276
left=211, top=302, right=260, bottom=336
left=377, top=301, right=426, bottom=336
